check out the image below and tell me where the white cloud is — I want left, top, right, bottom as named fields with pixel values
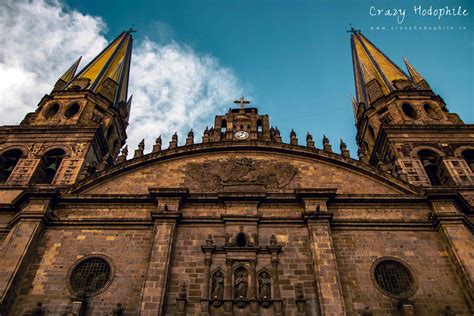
left=0, top=0, right=242, bottom=156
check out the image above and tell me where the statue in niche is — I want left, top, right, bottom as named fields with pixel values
left=211, top=271, right=224, bottom=300
left=259, top=272, right=271, bottom=300
left=234, top=268, right=248, bottom=299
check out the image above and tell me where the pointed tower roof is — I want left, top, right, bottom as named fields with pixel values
left=59, top=57, right=82, bottom=83
left=403, top=57, right=424, bottom=84
left=68, top=30, right=133, bottom=107
left=350, top=30, right=409, bottom=103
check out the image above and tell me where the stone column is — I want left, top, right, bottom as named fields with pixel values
left=0, top=195, right=53, bottom=314
left=430, top=200, right=474, bottom=311
left=305, top=212, right=345, bottom=316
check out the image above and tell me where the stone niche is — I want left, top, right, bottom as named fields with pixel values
left=199, top=227, right=290, bottom=316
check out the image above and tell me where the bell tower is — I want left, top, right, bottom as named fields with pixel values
left=0, top=30, right=134, bottom=186
left=349, top=29, right=474, bottom=187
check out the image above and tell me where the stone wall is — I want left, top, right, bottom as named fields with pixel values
left=333, top=229, right=471, bottom=315
left=10, top=227, right=153, bottom=315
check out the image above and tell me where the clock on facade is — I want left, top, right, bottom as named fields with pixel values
left=234, top=130, right=249, bottom=140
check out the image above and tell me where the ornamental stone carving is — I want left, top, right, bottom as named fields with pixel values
left=186, top=158, right=297, bottom=191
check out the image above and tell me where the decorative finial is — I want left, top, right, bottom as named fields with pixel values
left=169, top=132, right=178, bottom=149
left=290, top=129, right=298, bottom=145
left=134, top=139, right=145, bottom=158
left=340, top=139, right=350, bottom=158
left=186, top=129, right=194, bottom=145
left=117, top=145, right=128, bottom=163
left=346, top=23, right=361, bottom=34
left=152, top=135, right=162, bottom=152
left=202, top=127, right=210, bottom=143
left=127, top=25, right=137, bottom=33
left=322, top=135, right=332, bottom=152
left=306, top=132, right=315, bottom=148
left=234, top=95, right=250, bottom=109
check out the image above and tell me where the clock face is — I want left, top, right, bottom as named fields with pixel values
left=234, top=130, right=249, bottom=140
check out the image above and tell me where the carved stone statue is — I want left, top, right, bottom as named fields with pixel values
left=178, top=281, right=187, bottom=299
left=234, top=268, right=248, bottom=299
left=112, top=303, right=124, bottom=316
left=32, top=302, right=46, bottom=316
left=211, top=271, right=224, bottom=300
left=444, top=306, right=456, bottom=316
left=258, top=272, right=271, bottom=300
left=295, top=283, right=304, bottom=300
left=270, top=234, right=277, bottom=246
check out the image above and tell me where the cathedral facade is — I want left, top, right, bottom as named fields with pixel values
left=0, top=30, right=472, bottom=316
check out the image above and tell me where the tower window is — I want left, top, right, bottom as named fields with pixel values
left=257, top=119, right=263, bottom=133
left=401, top=103, right=419, bottom=120
left=34, top=148, right=66, bottom=184
left=372, top=258, right=415, bottom=298
left=220, top=119, right=227, bottom=133
left=0, top=149, right=24, bottom=183
left=423, top=103, right=442, bottom=120
left=64, top=102, right=80, bottom=118
left=462, top=149, right=474, bottom=172
left=43, top=103, right=60, bottom=119
left=418, top=149, right=442, bottom=186
left=69, top=256, right=112, bottom=296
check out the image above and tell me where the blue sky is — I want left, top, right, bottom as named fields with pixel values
left=1, top=0, right=473, bottom=156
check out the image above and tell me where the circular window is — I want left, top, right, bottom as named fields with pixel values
left=43, top=103, right=60, bottom=118
left=401, top=103, right=418, bottom=119
left=68, top=257, right=112, bottom=296
left=372, top=258, right=416, bottom=298
left=423, top=103, right=442, bottom=120
left=64, top=102, right=80, bottom=118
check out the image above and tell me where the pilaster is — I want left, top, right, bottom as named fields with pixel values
left=430, top=199, right=474, bottom=311
left=138, top=188, right=185, bottom=315
left=0, top=193, right=54, bottom=314
left=303, top=195, right=345, bottom=316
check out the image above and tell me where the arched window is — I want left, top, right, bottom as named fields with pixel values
left=0, top=149, right=24, bottom=183
left=462, top=149, right=474, bottom=173
left=418, top=149, right=442, bottom=186
left=35, top=148, right=66, bottom=184
left=220, top=120, right=227, bottom=133
left=257, top=119, right=263, bottom=133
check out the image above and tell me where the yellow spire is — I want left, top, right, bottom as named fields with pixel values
left=68, top=30, right=133, bottom=106
left=350, top=31, right=410, bottom=103
left=52, top=57, right=82, bottom=91
left=351, top=95, right=359, bottom=124
left=403, top=57, right=424, bottom=84
left=360, top=61, right=376, bottom=82
left=60, top=57, right=82, bottom=83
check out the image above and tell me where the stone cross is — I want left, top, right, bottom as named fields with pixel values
left=234, top=96, right=250, bottom=109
